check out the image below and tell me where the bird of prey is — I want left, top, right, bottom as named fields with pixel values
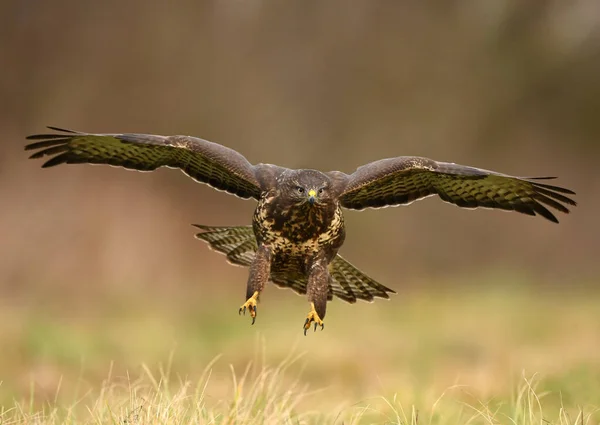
left=25, top=127, right=577, bottom=334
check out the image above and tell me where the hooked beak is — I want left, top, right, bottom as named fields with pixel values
left=308, top=189, right=317, bottom=205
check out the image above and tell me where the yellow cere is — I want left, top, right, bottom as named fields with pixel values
left=308, top=189, right=316, bottom=197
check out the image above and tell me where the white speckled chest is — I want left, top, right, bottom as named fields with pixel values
left=252, top=197, right=346, bottom=269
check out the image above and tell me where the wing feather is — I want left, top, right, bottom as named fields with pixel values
left=26, top=127, right=262, bottom=199
left=338, top=157, right=576, bottom=223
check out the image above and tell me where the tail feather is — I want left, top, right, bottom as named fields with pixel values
left=193, top=224, right=395, bottom=303
left=330, top=255, right=396, bottom=302
left=193, top=224, right=257, bottom=267
left=226, top=239, right=258, bottom=266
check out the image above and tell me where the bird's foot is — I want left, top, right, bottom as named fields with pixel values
left=303, top=303, right=324, bottom=336
left=239, top=291, right=259, bottom=325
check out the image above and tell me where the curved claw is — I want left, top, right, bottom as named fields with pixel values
left=303, top=303, right=324, bottom=336
left=239, top=292, right=259, bottom=325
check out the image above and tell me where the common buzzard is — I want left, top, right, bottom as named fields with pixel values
left=25, top=127, right=577, bottom=334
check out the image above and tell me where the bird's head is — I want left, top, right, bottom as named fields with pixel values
left=284, top=170, right=333, bottom=207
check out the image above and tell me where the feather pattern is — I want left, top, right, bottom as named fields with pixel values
left=26, top=127, right=262, bottom=199
left=193, top=224, right=395, bottom=303
left=338, top=157, right=576, bottom=223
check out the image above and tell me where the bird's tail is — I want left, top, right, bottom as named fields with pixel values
left=192, top=224, right=395, bottom=303
left=192, top=224, right=257, bottom=267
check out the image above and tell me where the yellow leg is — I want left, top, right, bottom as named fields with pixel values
left=303, top=302, right=324, bottom=335
left=239, top=291, right=259, bottom=325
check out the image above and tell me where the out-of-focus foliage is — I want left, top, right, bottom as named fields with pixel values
left=1, top=287, right=599, bottom=421
left=2, top=1, right=600, bottom=416
left=2, top=0, right=599, bottom=295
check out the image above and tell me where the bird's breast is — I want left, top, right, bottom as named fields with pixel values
left=252, top=199, right=345, bottom=260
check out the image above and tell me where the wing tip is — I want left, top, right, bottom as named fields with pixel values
left=41, top=154, right=69, bottom=168
left=46, top=125, right=77, bottom=133
left=26, top=126, right=78, bottom=141
left=544, top=213, right=560, bottom=224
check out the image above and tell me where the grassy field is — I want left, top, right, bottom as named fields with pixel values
left=1, top=282, right=599, bottom=424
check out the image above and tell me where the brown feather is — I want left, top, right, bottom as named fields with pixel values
left=338, top=156, right=576, bottom=223
left=26, top=127, right=262, bottom=199
left=193, top=224, right=394, bottom=303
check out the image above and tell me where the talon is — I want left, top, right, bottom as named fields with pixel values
left=239, top=291, right=259, bottom=325
left=303, top=302, right=324, bottom=335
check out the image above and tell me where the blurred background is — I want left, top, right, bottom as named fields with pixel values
left=1, top=0, right=599, bottom=416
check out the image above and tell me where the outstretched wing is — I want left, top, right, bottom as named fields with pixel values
left=193, top=224, right=395, bottom=303
left=337, top=156, right=576, bottom=223
left=26, top=126, right=262, bottom=199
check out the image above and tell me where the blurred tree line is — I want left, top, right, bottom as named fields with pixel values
left=1, top=0, right=598, bottom=301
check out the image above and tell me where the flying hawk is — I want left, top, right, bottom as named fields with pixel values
left=25, top=127, right=577, bottom=334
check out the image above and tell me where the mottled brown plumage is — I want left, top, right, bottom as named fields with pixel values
left=26, top=127, right=577, bottom=333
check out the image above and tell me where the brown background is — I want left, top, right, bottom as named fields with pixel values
left=2, top=1, right=599, bottom=305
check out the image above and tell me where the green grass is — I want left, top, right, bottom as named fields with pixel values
left=1, top=284, right=599, bottom=424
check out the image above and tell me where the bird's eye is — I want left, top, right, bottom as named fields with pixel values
left=318, top=188, right=324, bottom=195
left=297, top=187, right=305, bottom=194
